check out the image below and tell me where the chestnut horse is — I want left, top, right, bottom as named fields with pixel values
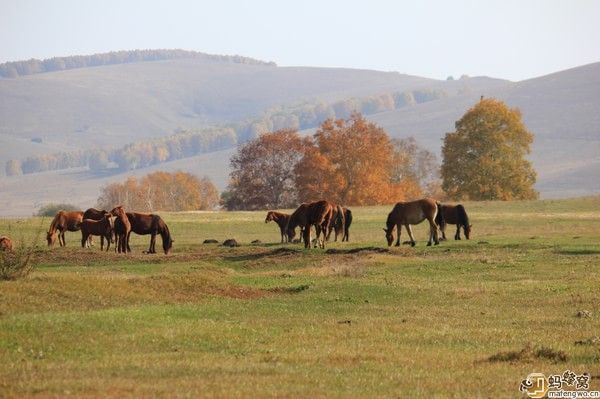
left=288, top=200, right=336, bottom=249
left=83, top=208, right=111, bottom=248
left=0, top=236, right=13, bottom=251
left=327, top=205, right=346, bottom=242
left=110, top=206, right=131, bottom=254
left=116, top=212, right=173, bottom=254
left=435, top=204, right=472, bottom=240
left=46, top=210, right=83, bottom=246
left=384, top=198, right=440, bottom=247
left=80, top=214, right=114, bottom=251
left=265, top=211, right=292, bottom=243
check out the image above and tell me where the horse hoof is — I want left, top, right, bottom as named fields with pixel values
left=411, top=242, right=416, bottom=247
left=427, top=242, right=432, bottom=247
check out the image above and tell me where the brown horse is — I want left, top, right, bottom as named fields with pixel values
left=110, top=206, right=131, bottom=254
left=0, top=236, right=13, bottom=251
left=122, top=212, right=173, bottom=254
left=288, top=200, right=336, bottom=249
left=46, top=210, right=84, bottom=246
left=80, top=214, right=114, bottom=251
left=327, top=205, right=346, bottom=242
left=384, top=198, right=440, bottom=247
left=265, top=211, right=293, bottom=243
left=83, top=208, right=111, bottom=248
left=435, top=204, right=472, bottom=240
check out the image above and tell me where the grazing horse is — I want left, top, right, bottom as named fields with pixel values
left=110, top=206, right=131, bottom=254
left=289, top=200, right=336, bottom=249
left=80, top=214, right=114, bottom=251
left=265, top=211, right=292, bottom=243
left=286, top=203, right=309, bottom=243
left=46, top=210, right=84, bottom=246
left=124, top=212, right=173, bottom=254
left=383, top=198, right=440, bottom=247
left=435, top=204, right=472, bottom=240
left=0, top=236, right=13, bottom=251
left=327, top=205, right=346, bottom=242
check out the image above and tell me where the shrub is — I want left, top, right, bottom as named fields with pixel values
left=0, top=227, right=41, bottom=281
left=36, top=203, right=80, bottom=217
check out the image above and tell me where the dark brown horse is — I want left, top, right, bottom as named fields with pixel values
left=0, top=236, right=13, bottom=251
left=327, top=205, right=346, bottom=242
left=265, top=211, right=292, bottom=243
left=122, top=212, right=173, bottom=254
left=342, top=207, right=352, bottom=242
left=46, top=210, right=84, bottom=246
left=384, top=198, right=440, bottom=247
left=435, top=204, right=472, bottom=240
left=80, top=214, right=114, bottom=251
left=110, top=206, right=131, bottom=254
left=288, top=200, right=336, bottom=249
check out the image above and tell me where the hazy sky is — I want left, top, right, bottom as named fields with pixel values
left=2, top=0, right=599, bottom=81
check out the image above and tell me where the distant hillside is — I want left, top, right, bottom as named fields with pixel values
left=0, top=50, right=599, bottom=216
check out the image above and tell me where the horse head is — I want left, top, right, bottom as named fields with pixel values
left=465, top=224, right=472, bottom=240
left=383, top=228, right=394, bottom=247
left=46, top=231, right=56, bottom=246
left=265, top=211, right=274, bottom=223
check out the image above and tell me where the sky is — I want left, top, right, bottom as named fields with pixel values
left=2, top=0, right=600, bottom=81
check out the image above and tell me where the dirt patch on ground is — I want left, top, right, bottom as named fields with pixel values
left=325, top=247, right=390, bottom=255
left=488, top=344, right=568, bottom=363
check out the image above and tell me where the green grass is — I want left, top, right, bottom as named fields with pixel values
left=1, top=198, right=599, bottom=398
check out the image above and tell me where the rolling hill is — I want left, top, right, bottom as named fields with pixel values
left=0, top=51, right=599, bottom=216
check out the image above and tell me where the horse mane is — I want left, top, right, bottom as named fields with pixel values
left=48, top=211, right=63, bottom=233
left=455, top=204, right=469, bottom=227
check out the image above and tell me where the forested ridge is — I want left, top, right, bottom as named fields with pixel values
left=0, top=49, right=276, bottom=78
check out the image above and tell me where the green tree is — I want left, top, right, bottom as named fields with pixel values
left=441, top=98, right=538, bottom=200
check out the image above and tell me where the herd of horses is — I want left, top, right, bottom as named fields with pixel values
left=266, top=198, right=471, bottom=249
left=0, top=198, right=470, bottom=254
left=45, top=206, right=173, bottom=254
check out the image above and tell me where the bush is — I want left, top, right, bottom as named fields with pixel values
left=36, top=203, right=80, bottom=217
left=0, top=227, right=41, bottom=281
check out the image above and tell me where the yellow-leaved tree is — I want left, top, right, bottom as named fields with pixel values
left=441, top=98, right=538, bottom=200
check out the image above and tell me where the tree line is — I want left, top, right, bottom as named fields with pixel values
left=5, top=88, right=445, bottom=176
left=97, top=171, right=219, bottom=212
left=0, top=49, right=276, bottom=79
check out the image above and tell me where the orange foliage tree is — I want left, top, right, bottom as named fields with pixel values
left=294, top=113, right=420, bottom=205
left=223, top=129, right=307, bottom=210
left=97, top=171, right=219, bottom=211
left=441, top=98, right=538, bottom=200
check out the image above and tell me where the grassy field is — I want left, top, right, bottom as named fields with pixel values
left=1, top=197, right=599, bottom=398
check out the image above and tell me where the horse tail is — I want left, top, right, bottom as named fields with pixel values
left=345, top=208, right=353, bottom=230
left=456, top=204, right=469, bottom=228
left=435, top=202, right=445, bottom=227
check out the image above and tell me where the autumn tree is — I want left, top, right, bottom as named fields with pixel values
left=391, top=137, right=440, bottom=198
left=295, top=113, right=406, bottom=205
left=441, top=98, right=538, bottom=200
left=224, top=129, right=307, bottom=210
left=97, top=171, right=219, bottom=211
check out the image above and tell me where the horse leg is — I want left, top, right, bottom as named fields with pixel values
left=455, top=226, right=461, bottom=240
left=81, top=232, right=87, bottom=248
left=428, top=217, right=439, bottom=245
left=105, top=234, right=110, bottom=252
left=61, top=231, right=66, bottom=247
left=302, top=225, right=311, bottom=249
left=126, top=231, right=132, bottom=253
left=149, top=233, right=156, bottom=253
left=100, top=235, right=104, bottom=251
left=405, top=224, right=416, bottom=246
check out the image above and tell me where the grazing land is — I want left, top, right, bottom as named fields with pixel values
left=0, top=197, right=599, bottom=398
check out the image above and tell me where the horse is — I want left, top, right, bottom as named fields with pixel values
left=288, top=200, right=336, bottom=249
left=110, top=206, right=131, bottom=254
left=286, top=203, right=309, bottom=243
left=123, top=212, right=173, bottom=254
left=80, top=214, right=114, bottom=251
left=265, top=211, right=293, bottom=243
left=46, top=210, right=84, bottom=246
left=383, top=198, right=440, bottom=247
left=83, top=208, right=111, bottom=248
left=0, top=236, right=13, bottom=251
left=435, top=204, right=472, bottom=240
left=326, top=205, right=345, bottom=242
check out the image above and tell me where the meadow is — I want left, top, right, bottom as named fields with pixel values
left=0, top=197, right=599, bottom=398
